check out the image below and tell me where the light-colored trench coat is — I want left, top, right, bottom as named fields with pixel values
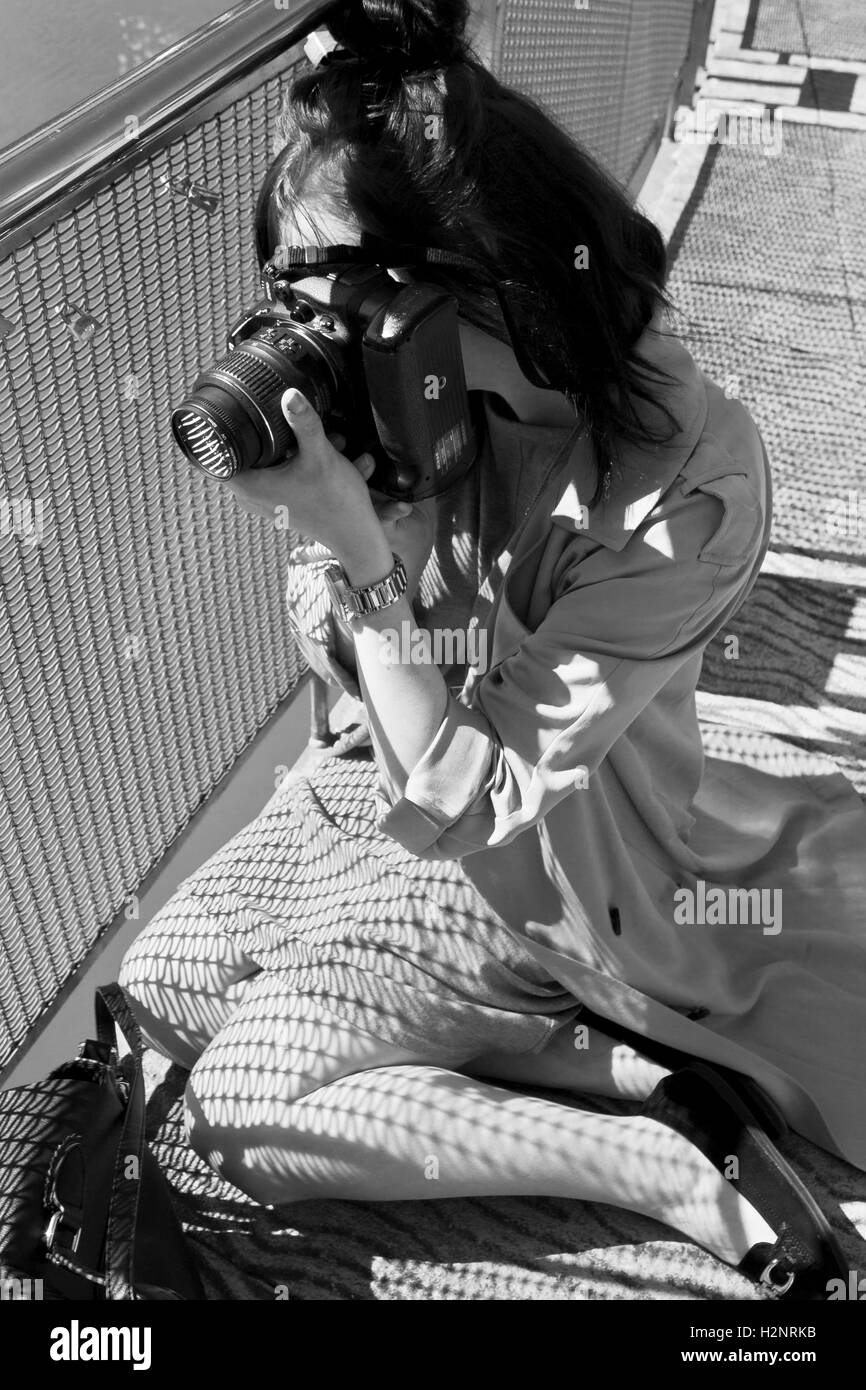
left=288, top=324, right=866, bottom=1172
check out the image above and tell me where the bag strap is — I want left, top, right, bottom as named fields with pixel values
left=93, top=986, right=122, bottom=1053
left=94, top=985, right=148, bottom=1300
left=94, top=983, right=145, bottom=1059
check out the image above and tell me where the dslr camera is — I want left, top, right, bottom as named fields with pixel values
left=170, top=242, right=482, bottom=501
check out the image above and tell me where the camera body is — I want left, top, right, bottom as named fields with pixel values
left=170, top=255, right=481, bottom=500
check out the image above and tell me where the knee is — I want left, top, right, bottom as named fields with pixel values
left=117, top=889, right=207, bottom=1003
left=117, top=925, right=176, bottom=1032
left=117, top=917, right=203, bottom=1070
left=117, top=905, right=180, bottom=999
left=182, top=1071, right=314, bottom=1205
left=117, top=929, right=154, bottom=999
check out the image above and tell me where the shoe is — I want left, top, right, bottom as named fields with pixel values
left=642, top=1062, right=849, bottom=1299
left=576, top=1010, right=789, bottom=1140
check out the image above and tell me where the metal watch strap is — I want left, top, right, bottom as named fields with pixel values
left=324, top=552, right=408, bottom=623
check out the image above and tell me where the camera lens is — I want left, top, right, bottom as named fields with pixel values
left=171, top=329, right=336, bottom=478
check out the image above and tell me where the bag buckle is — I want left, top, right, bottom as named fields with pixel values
left=43, top=1134, right=84, bottom=1255
left=44, top=1204, right=82, bottom=1254
left=759, top=1258, right=796, bottom=1296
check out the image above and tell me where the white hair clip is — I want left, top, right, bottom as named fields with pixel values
left=303, top=28, right=340, bottom=67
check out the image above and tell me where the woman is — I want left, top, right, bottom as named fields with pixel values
left=119, top=0, right=866, bottom=1297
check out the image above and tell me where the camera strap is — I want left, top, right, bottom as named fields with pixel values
left=260, top=240, right=553, bottom=391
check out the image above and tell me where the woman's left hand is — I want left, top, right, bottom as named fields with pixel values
left=220, top=388, right=385, bottom=561
left=221, top=387, right=435, bottom=586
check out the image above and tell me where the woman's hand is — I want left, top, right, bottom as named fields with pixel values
left=360, top=472, right=437, bottom=599
left=220, top=388, right=390, bottom=584
left=222, top=388, right=449, bottom=793
left=222, top=387, right=435, bottom=590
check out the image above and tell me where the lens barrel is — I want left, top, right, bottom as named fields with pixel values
left=171, top=329, right=335, bottom=478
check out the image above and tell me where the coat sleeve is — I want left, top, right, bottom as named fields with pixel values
left=373, top=481, right=764, bottom=860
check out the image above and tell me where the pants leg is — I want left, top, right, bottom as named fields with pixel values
left=118, top=883, right=262, bottom=1068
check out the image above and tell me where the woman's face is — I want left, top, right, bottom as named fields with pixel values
left=282, top=196, right=359, bottom=254
left=279, top=194, right=572, bottom=421
left=279, top=197, right=420, bottom=290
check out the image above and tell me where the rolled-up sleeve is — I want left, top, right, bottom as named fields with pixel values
left=372, top=699, right=498, bottom=854
left=375, top=480, right=764, bottom=860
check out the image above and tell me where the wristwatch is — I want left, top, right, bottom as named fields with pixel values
left=323, top=552, right=408, bottom=624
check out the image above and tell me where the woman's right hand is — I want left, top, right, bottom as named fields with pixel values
left=288, top=440, right=436, bottom=600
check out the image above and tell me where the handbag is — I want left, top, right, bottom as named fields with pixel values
left=0, top=983, right=205, bottom=1299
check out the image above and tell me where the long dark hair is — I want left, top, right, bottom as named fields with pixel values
left=262, top=0, right=679, bottom=503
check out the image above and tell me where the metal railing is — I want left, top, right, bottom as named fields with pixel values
left=491, top=0, right=702, bottom=192
left=0, top=0, right=705, bottom=1074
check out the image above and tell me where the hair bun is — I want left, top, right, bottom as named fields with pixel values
left=328, top=0, right=469, bottom=74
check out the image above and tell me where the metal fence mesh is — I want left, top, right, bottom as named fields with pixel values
left=497, top=0, right=695, bottom=185
left=0, top=66, right=308, bottom=1066
left=0, top=4, right=700, bottom=1069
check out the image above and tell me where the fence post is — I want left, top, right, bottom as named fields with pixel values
left=671, top=0, right=717, bottom=134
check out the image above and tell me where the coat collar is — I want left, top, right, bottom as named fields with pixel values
left=549, top=324, right=709, bottom=551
